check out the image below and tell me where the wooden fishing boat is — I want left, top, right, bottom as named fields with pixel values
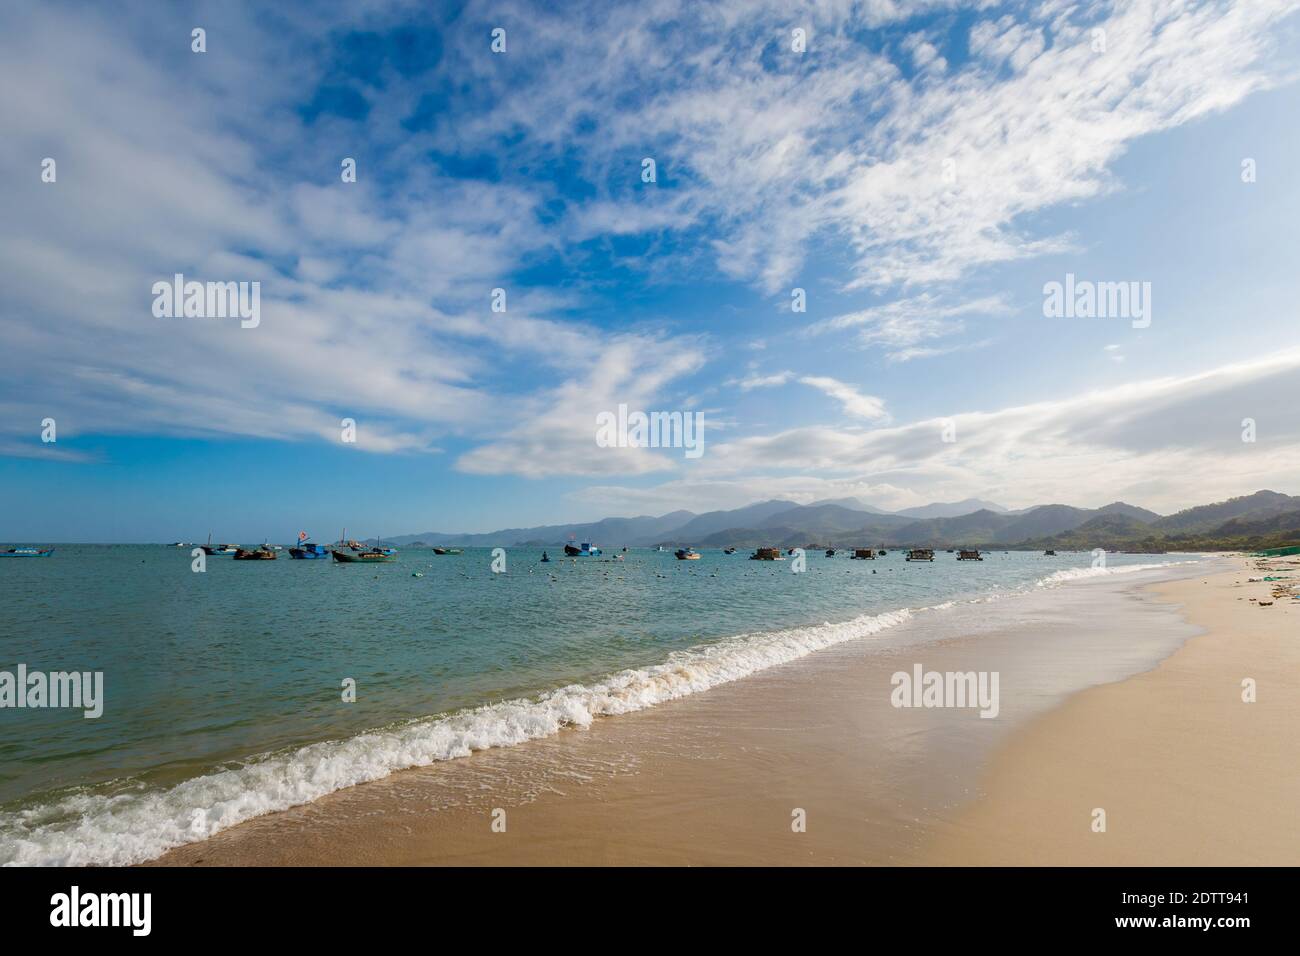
left=1044, top=549, right=1057, bottom=556
left=563, top=542, right=601, bottom=557
left=749, top=547, right=784, bottom=560
left=0, top=547, right=55, bottom=557
left=957, top=549, right=983, bottom=561
left=201, top=533, right=238, bottom=555
left=331, top=547, right=397, bottom=563
left=850, top=548, right=875, bottom=560
left=906, top=549, right=935, bottom=562
left=289, top=543, right=330, bottom=559
left=723, top=547, right=737, bottom=555
left=233, top=545, right=277, bottom=560
left=825, top=548, right=836, bottom=557
left=432, top=547, right=464, bottom=555
left=674, top=548, right=701, bottom=560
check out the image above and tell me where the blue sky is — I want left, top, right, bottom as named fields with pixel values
left=2, top=0, right=1300, bottom=541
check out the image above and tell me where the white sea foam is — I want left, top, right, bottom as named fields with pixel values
left=1032, top=559, right=1197, bottom=588
left=1, top=555, right=1204, bottom=867
left=0, top=606, right=915, bottom=867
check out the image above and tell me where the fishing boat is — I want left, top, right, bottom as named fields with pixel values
left=331, top=547, right=397, bottom=563
left=957, top=549, right=983, bottom=561
left=878, top=549, right=888, bottom=556
left=233, top=545, right=277, bottom=560
left=1044, top=549, right=1057, bottom=556
left=723, top=547, right=737, bottom=555
left=201, top=533, right=238, bottom=556
left=563, top=542, right=601, bottom=557
left=289, top=542, right=330, bottom=559
left=906, top=549, right=935, bottom=562
left=851, top=548, right=875, bottom=560
left=540, top=551, right=550, bottom=563
left=674, top=547, right=701, bottom=560
left=825, top=548, right=836, bottom=557
left=0, top=547, right=55, bottom=557
left=432, top=547, right=464, bottom=555
left=749, top=547, right=785, bottom=560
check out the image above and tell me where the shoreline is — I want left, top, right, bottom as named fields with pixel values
left=919, top=554, right=1300, bottom=865
left=148, top=558, right=1244, bottom=866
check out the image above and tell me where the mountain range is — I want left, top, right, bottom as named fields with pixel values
left=381, top=490, right=1300, bottom=552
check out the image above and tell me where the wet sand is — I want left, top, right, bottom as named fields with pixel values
left=152, top=560, right=1249, bottom=866
left=922, top=556, right=1300, bottom=865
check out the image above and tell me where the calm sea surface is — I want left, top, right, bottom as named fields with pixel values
left=0, top=544, right=1199, bottom=864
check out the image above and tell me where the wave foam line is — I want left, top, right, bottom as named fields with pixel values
left=1032, top=559, right=1198, bottom=588
left=0, top=607, right=914, bottom=867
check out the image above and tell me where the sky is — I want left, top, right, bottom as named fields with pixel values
left=2, top=0, right=1300, bottom=541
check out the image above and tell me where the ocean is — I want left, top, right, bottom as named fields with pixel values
left=0, top=544, right=1202, bottom=865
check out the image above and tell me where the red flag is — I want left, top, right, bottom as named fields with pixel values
left=298, top=531, right=308, bottom=541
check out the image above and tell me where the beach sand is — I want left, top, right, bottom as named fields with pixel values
left=921, top=556, right=1300, bottom=865
left=151, top=557, right=1297, bottom=866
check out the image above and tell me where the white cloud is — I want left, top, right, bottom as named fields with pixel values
left=797, top=376, right=889, bottom=421
left=583, top=349, right=1300, bottom=513
left=455, top=333, right=708, bottom=477
left=733, top=371, right=794, bottom=390
left=808, top=292, right=1008, bottom=359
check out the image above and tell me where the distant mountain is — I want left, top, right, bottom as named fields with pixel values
left=1023, top=513, right=1161, bottom=551
left=1152, top=490, right=1300, bottom=533
left=1028, top=493, right=1300, bottom=551
left=383, top=510, right=696, bottom=548
left=1213, top=507, right=1300, bottom=537
left=385, top=490, right=1298, bottom=552
left=886, top=510, right=1007, bottom=546
left=893, top=499, right=1008, bottom=519
left=806, top=497, right=894, bottom=514
left=1096, top=501, right=1162, bottom=523
left=665, top=500, right=800, bottom=542
left=756, top=504, right=909, bottom=535
left=993, top=504, right=1091, bottom=541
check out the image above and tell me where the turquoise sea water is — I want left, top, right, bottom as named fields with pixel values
left=0, top=544, right=1198, bottom=864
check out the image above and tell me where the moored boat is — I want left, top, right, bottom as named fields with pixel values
left=851, top=548, right=875, bottom=560
left=723, top=547, right=737, bottom=555
left=1044, top=549, right=1057, bottom=556
left=957, top=549, right=983, bottom=561
left=201, top=533, right=238, bottom=555
left=749, top=547, right=784, bottom=560
left=906, top=548, right=935, bottom=562
left=0, top=547, right=55, bottom=557
left=331, top=547, right=397, bottom=563
left=289, top=542, right=330, bottom=559
left=563, top=542, right=601, bottom=557
left=674, top=547, right=701, bottom=560
left=233, top=545, right=277, bottom=560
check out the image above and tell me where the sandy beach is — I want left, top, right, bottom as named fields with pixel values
left=923, top=555, right=1300, bottom=865
left=147, top=556, right=1298, bottom=867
